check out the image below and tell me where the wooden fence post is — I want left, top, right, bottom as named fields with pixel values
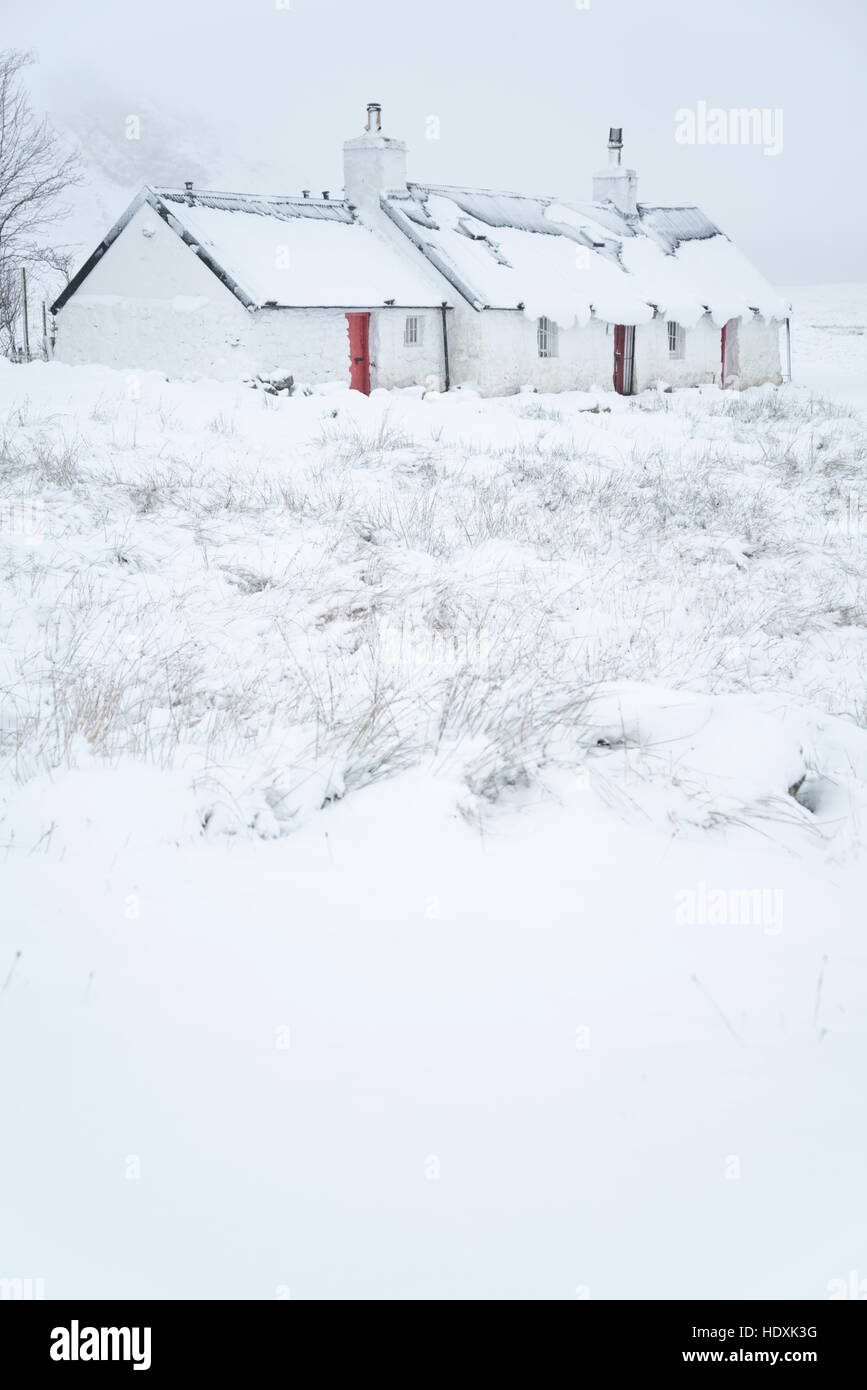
left=20, top=266, right=30, bottom=361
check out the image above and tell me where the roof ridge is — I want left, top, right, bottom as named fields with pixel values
left=407, top=180, right=557, bottom=202
left=155, top=186, right=349, bottom=205
left=405, top=183, right=714, bottom=221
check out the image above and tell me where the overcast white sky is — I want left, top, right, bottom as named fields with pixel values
left=6, top=0, right=864, bottom=282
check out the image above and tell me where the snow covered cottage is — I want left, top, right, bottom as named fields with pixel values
left=51, top=105, right=788, bottom=395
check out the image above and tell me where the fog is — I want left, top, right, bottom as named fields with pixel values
left=6, top=0, right=864, bottom=281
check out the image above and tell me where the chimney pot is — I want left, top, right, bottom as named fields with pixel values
left=365, top=102, right=382, bottom=132
left=322, top=190, right=329, bottom=200
left=302, top=189, right=310, bottom=198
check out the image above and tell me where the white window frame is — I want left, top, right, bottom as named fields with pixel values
left=667, top=320, right=685, bottom=359
left=404, top=314, right=422, bottom=347
left=537, top=316, right=558, bottom=358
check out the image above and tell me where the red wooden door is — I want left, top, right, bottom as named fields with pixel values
left=613, top=324, right=634, bottom=394
left=721, top=317, right=738, bottom=388
left=346, top=312, right=370, bottom=394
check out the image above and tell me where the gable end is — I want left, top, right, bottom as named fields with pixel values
left=51, top=188, right=258, bottom=315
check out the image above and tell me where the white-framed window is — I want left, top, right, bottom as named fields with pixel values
left=667, top=320, right=685, bottom=358
left=537, top=316, right=558, bottom=358
left=404, top=315, right=423, bottom=346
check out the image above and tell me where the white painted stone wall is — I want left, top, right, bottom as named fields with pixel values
left=445, top=307, right=782, bottom=396
left=633, top=313, right=722, bottom=392
left=731, top=315, right=783, bottom=388
left=371, top=309, right=446, bottom=391
left=58, top=288, right=348, bottom=384
left=633, top=313, right=782, bottom=392
left=448, top=306, right=615, bottom=395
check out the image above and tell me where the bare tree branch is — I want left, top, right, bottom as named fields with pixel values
left=0, top=49, right=80, bottom=357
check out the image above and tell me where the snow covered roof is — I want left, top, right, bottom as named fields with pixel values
left=381, top=183, right=789, bottom=328
left=52, top=186, right=445, bottom=314
left=54, top=179, right=788, bottom=329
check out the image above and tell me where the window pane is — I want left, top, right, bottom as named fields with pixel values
left=538, top=316, right=557, bottom=358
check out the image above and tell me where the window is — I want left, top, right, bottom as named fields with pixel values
left=404, top=315, right=422, bottom=346
left=667, top=320, right=685, bottom=358
left=537, top=316, right=558, bottom=358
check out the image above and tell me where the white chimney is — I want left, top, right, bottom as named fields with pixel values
left=592, top=127, right=638, bottom=216
left=343, top=102, right=408, bottom=216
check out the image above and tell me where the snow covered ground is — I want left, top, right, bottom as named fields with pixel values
left=785, top=283, right=867, bottom=416
left=2, top=286, right=866, bottom=1300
